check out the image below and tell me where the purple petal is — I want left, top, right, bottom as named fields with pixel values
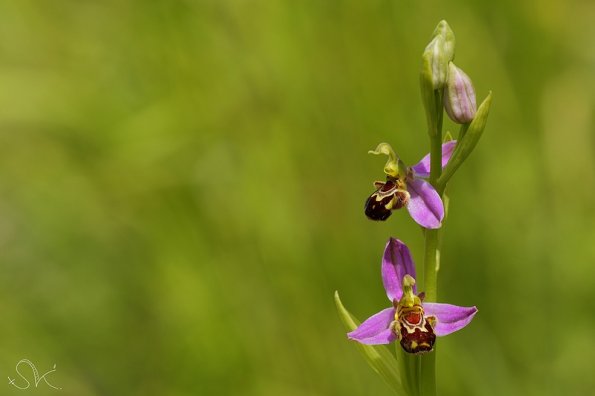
left=411, top=141, right=457, bottom=178
left=423, top=303, right=477, bottom=336
left=406, top=178, right=444, bottom=229
left=382, top=238, right=417, bottom=301
left=347, top=307, right=397, bottom=345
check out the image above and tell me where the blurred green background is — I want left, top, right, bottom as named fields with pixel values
left=0, top=1, right=593, bottom=395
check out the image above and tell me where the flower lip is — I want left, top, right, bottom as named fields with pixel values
left=378, top=180, right=398, bottom=195
left=364, top=180, right=410, bottom=221
left=364, top=189, right=395, bottom=221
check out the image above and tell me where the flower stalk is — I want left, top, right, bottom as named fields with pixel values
left=419, top=76, right=445, bottom=396
left=420, top=194, right=441, bottom=396
left=398, top=348, right=420, bottom=396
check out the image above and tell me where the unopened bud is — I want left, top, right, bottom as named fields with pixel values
left=420, top=20, right=456, bottom=136
left=444, top=62, right=476, bottom=123
left=420, top=20, right=456, bottom=90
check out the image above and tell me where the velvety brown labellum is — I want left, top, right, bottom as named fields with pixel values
left=364, top=193, right=393, bottom=220
left=364, top=179, right=407, bottom=221
left=396, top=303, right=436, bottom=354
left=399, top=321, right=436, bottom=354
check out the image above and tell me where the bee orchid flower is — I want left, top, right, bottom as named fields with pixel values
left=347, top=238, right=477, bottom=354
left=365, top=141, right=456, bottom=229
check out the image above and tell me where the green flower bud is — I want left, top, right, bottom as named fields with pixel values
left=420, top=20, right=456, bottom=137
left=444, top=62, right=476, bottom=124
left=420, top=20, right=456, bottom=90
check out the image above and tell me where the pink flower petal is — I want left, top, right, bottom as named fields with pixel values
left=406, top=178, right=444, bottom=229
left=411, top=141, right=457, bottom=178
left=382, top=238, right=417, bottom=302
left=347, top=307, right=397, bottom=345
left=423, top=302, right=477, bottom=336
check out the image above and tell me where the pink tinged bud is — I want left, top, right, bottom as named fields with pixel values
left=444, top=62, right=477, bottom=124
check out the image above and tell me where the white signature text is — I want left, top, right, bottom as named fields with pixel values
left=8, top=359, right=61, bottom=390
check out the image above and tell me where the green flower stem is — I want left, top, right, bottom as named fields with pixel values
left=426, top=88, right=443, bottom=302
left=420, top=88, right=444, bottom=396
left=420, top=228, right=440, bottom=396
left=423, top=228, right=440, bottom=302
left=429, top=90, right=444, bottom=185
left=420, top=350, right=436, bottom=396
left=398, top=348, right=421, bottom=396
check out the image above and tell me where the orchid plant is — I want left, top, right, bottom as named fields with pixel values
left=335, top=20, right=492, bottom=395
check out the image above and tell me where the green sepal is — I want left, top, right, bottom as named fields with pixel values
left=437, top=91, right=493, bottom=189
left=334, top=291, right=406, bottom=394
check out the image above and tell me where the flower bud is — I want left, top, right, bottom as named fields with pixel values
left=420, top=20, right=456, bottom=90
left=420, top=20, right=456, bottom=137
left=444, top=62, right=476, bottom=123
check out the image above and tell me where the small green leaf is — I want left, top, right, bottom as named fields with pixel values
left=437, top=91, right=493, bottom=189
left=334, top=291, right=406, bottom=394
